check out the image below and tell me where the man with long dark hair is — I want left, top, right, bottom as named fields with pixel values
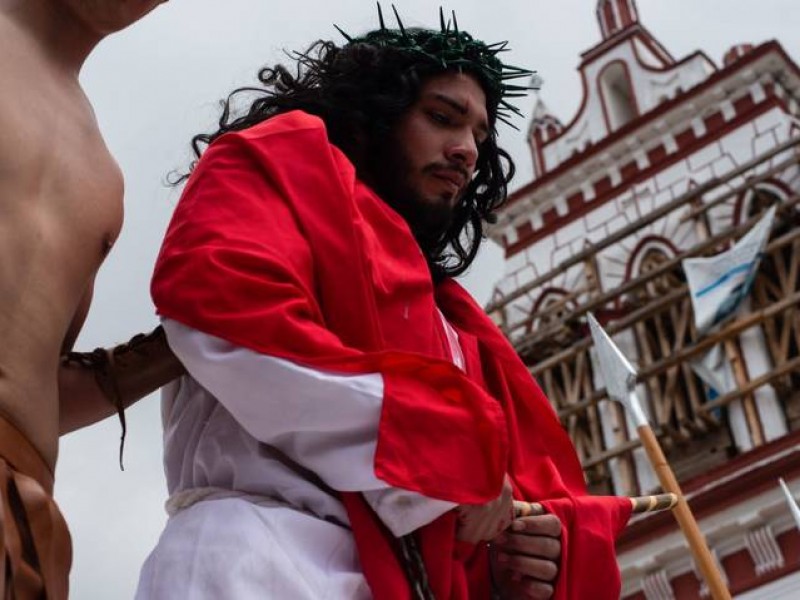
left=140, top=9, right=631, bottom=599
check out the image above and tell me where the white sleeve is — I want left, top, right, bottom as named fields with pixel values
left=162, top=318, right=455, bottom=536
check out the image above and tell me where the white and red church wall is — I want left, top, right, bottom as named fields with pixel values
left=490, top=1, right=800, bottom=598
left=492, top=54, right=800, bottom=346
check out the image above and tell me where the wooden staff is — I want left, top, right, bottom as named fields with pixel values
left=635, top=422, right=730, bottom=599
left=514, top=493, right=678, bottom=518
left=588, top=314, right=731, bottom=600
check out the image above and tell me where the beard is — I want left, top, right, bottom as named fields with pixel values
left=362, top=141, right=457, bottom=259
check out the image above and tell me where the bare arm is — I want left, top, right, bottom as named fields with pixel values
left=59, top=355, right=115, bottom=435
left=59, top=326, right=185, bottom=435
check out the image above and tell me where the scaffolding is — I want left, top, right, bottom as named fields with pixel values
left=489, top=136, right=800, bottom=497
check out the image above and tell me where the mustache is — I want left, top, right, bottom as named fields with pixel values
left=423, top=163, right=470, bottom=185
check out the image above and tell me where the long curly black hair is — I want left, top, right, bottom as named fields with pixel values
left=184, top=37, right=517, bottom=280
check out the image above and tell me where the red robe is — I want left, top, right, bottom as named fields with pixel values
left=151, top=110, right=631, bottom=598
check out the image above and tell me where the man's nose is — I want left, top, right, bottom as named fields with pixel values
left=445, top=132, right=478, bottom=171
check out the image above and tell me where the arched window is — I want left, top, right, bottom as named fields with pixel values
left=627, top=243, right=723, bottom=465
left=599, top=62, right=638, bottom=132
left=526, top=289, right=584, bottom=366
left=529, top=289, right=575, bottom=336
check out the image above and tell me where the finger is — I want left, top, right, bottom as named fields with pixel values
left=483, top=512, right=514, bottom=542
left=511, top=514, right=562, bottom=537
left=497, top=553, right=559, bottom=582
left=512, top=577, right=555, bottom=600
left=457, top=509, right=513, bottom=544
left=481, top=498, right=515, bottom=540
left=494, top=533, right=561, bottom=560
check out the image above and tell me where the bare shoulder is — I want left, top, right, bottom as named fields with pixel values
left=0, top=12, right=123, bottom=282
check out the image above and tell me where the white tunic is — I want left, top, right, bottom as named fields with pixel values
left=135, top=317, right=463, bottom=599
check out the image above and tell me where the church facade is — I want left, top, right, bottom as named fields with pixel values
left=489, top=1, right=800, bottom=597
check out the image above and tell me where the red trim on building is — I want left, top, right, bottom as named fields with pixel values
left=618, top=0, right=634, bottom=28
left=515, top=220, right=533, bottom=241
left=602, top=1, right=617, bottom=38
left=622, top=530, right=800, bottom=599
left=734, top=91, right=756, bottom=114
left=536, top=28, right=688, bottom=155
left=622, top=235, right=681, bottom=282
left=581, top=24, right=674, bottom=65
left=724, top=44, right=755, bottom=67
left=505, top=96, right=787, bottom=257
left=732, top=177, right=794, bottom=224
left=509, top=41, right=796, bottom=207
left=675, top=126, right=697, bottom=151
left=704, top=110, right=725, bottom=132
left=631, top=26, right=680, bottom=67
left=620, top=160, right=640, bottom=181
left=538, top=76, right=591, bottom=156
left=670, top=571, right=702, bottom=600
left=593, top=175, right=613, bottom=197
left=619, top=430, right=800, bottom=598
left=646, top=143, right=667, bottom=164
left=618, top=428, right=800, bottom=551
left=630, top=44, right=710, bottom=76
left=724, top=529, right=800, bottom=596
left=566, top=191, right=585, bottom=211
left=528, top=287, right=573, bottom=333
left=541, top=207, right=559, bottom=227
left=530, top=129, right=545, bottom=178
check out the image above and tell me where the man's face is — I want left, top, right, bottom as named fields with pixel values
left=64, top=0, right=167, bottom=34
left=371, top=71, right=489, bottom=250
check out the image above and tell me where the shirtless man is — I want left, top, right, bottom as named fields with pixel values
left=0, top=1, right=172, bottom=596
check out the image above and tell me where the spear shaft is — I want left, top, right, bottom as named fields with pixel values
left=636, top=422, right=730, bottom=600
left=514, top=493, right=678, bottom=518
left=587, top=314, right=730, bottom=599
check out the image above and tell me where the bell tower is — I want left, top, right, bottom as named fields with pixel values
left=596, top=0, right=640, bottom=39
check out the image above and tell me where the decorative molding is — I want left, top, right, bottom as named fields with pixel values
left=501, top=40, right=800, bottom=215
left=746, top=525, right=785, bottom=576
left=502, top=96, right=784, bottom=255
left=642, top=569, right=675, bottom=600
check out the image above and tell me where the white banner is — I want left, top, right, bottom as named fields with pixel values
left=690, top=344, right=735, bottom=399
left=683, top=205, right=776, bottom=334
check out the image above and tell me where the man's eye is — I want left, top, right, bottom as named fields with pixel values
left=429, top=111, right=450, bottom=125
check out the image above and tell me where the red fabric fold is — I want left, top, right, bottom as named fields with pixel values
left=151, top=110, right=632, bottom=598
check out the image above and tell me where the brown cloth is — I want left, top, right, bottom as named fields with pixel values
left=0, top=415, right=71, bottom=599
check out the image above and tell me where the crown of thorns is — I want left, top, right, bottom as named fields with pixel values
left=334, top=4, right=535, bottom=128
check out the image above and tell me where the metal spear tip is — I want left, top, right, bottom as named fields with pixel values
left=587, top=313, right=650, bottom=427
left=587, top=313, right=637, bottom=399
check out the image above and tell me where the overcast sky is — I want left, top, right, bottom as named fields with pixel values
left=56, top=1, right=798, bottom=597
